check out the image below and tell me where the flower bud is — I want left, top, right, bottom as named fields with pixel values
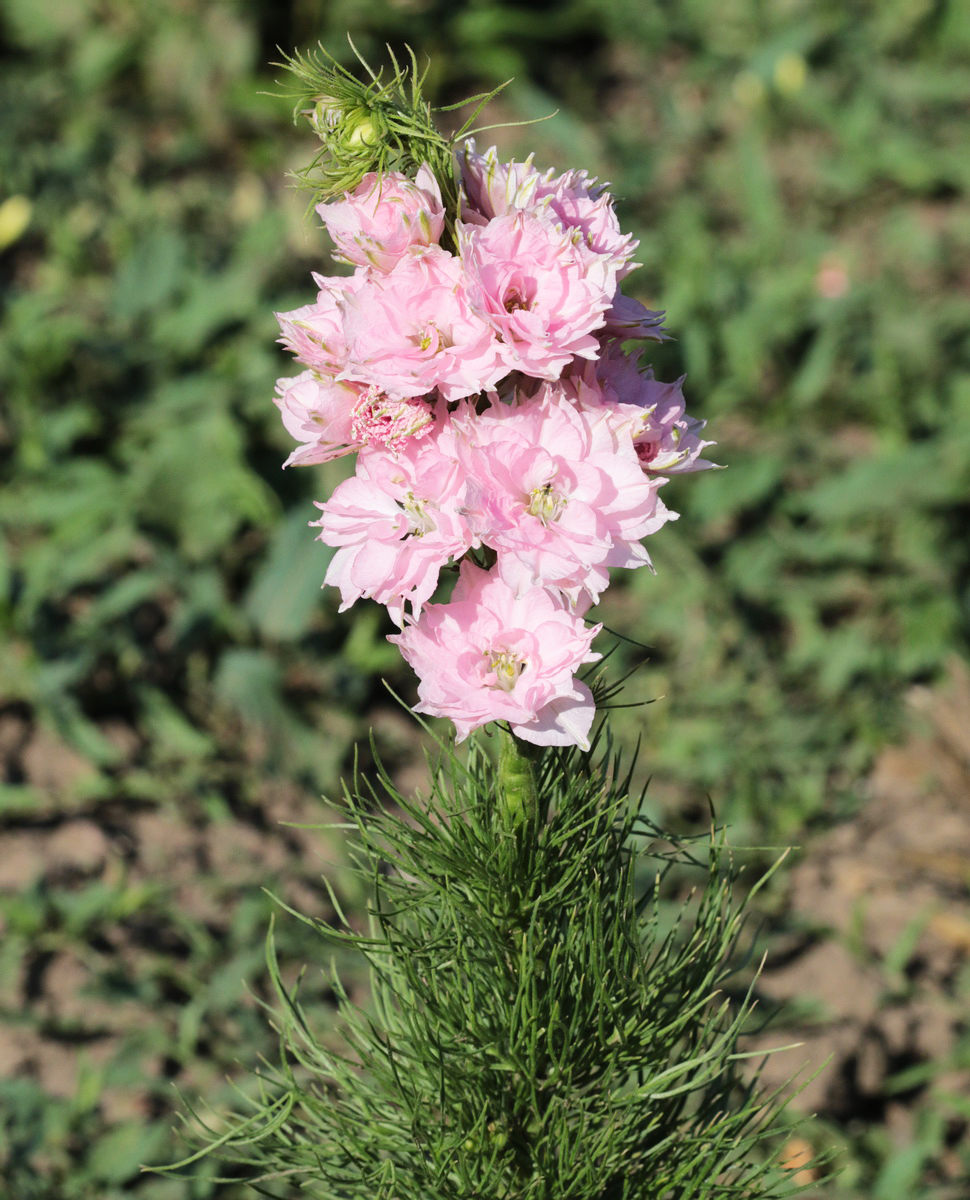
left=316, top=164, right=445, bottom=272
left=304, top=99, right=379, bottom=152
left=345, top=109, right=378, bottom=147
left=303, top=100, right=341, bottom=139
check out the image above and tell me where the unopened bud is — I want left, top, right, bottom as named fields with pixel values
left=304, top=100, right=342, bottom=139
left=487, top=1121, right=509, bottom=1150
left=345, top=111, right=378, bottom=148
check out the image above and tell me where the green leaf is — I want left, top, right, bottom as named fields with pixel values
left=244, top=508, right=330, bottom=641
left=87, top=1121, right=168, bottom=1185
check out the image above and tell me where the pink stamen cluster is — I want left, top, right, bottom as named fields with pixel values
left=273, top=142, right=716, bottom=749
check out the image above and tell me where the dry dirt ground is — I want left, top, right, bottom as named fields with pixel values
left=0, top=714, right=353, bottom=1145
left=749, top=661, right=970, bottom=1191
left=1, top=669, right=968, bottom=1189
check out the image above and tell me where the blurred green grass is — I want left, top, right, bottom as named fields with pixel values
left=1, top=0, right=968, bottom=1195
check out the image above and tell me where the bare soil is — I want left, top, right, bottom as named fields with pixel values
left=0, top=712, right=346, bottom=1136
left=748, top=660, right=970, bottom=1188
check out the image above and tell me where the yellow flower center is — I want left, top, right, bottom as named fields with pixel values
left=527, top=481, right=566, bottom=526
left=504, top=287, right=530, bottom=313
left=486, top=649, right=526, bottom=691
left=419, top=323, right=440, bottom=353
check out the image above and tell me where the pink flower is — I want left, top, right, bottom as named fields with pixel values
left=533, top=168, right=638, bottom=279
left=458, top=141, right=544, bottom=223
left=389, top=561, right=602, bottom=747
left=349, top=390, right=435, bottom=448
left=274, top=373, right=433, bottom=467
left=314, top=415, right=474, bottom=624
left=317, top=165, right=445, bottom=273
left=632, top=406, right=714, bottom=473
left=274, top=370, right=360, bottom=466
left=459, top=141, right=637, bottom=277
left=269, top=141, right=716, bottom=757
left=571, top=349, right=718, bottom=474
left=275, top=274, right=362, bottom=374
left=454, top=391, right=672, bottom=604
left=459, top=210, right=617, bottom=379
left=339, top=246, right=511, bottom=402
left=275, top=272, right=437, bottom=465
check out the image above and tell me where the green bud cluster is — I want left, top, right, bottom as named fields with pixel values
left=278, top=42, right=507, bottom=240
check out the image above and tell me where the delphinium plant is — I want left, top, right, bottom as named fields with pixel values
left=163, top=46, right=813, bottom=1199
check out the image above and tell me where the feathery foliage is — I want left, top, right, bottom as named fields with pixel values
left=160, top=728, right=810, bottom=1198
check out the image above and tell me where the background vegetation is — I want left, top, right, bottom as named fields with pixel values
left=1, top=0, right=968, bottom=1196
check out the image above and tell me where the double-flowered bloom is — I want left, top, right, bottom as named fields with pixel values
left=389, top=562, right=602, bottom=747
left=315, top=412, right=475, bottom=626
left=272, top=139, right=716, bottom=748
left=453, top=393, right=670, bottom=607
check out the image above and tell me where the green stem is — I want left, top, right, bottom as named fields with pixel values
left=496, top=727, right=540, bottom=831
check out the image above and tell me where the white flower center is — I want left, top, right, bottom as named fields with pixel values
left=485, top=648, right=526, bottom=692
left=402, top=491, right=436, bottom=538
left=527, top=481, right=566, bottom=526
